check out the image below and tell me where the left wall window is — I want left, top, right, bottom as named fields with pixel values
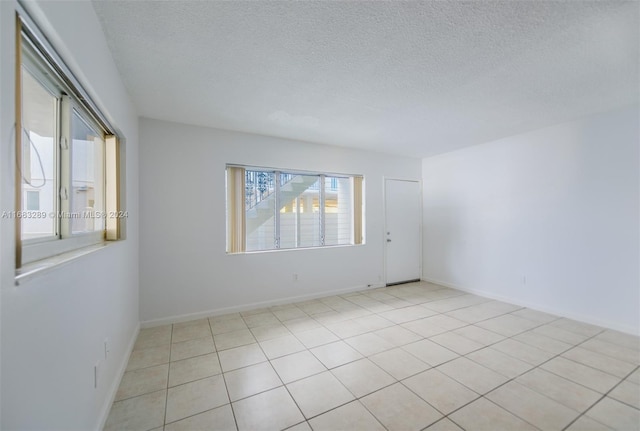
left=15, top=13, right=121, bottom=267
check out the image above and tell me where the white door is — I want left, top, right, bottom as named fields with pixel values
left=385, top=179, right=421, bottom=285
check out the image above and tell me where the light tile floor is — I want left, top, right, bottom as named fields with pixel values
left=105, top=282, right=640, bottom=431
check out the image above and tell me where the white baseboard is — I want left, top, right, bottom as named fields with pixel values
left=96, top=322, right=141, bottom=431
left=140, top=283, right=386, bottom=328
left=423, top=277, right=639, bottom=336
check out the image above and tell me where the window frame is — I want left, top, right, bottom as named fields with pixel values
left=226, top=165, right=364, bottom=254
left=15, top=10, right=122, bottom=268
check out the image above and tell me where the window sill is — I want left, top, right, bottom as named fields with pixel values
left=15, top=242, right=110, bottom=286
left=227, top=243, right=365, bottom=255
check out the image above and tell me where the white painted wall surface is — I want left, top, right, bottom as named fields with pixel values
left=423, top=106, right=640, bottom=334
left=0, top=1, right=140, bottom=429
left=139, top=118, right=421, bottom=324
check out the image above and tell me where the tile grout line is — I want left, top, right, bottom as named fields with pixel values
left=365, top=290, right=630, bottom=430
left=211, top=317, right=241, bottom=431
left=403, top=318, right=574, bottom=429
left=160, top=321, right=231, bottom=429
left=274, top=289, right=488, bottom=428
left=147, top=313, right=631, bottom=430
left=161, top=323, right=173, bottom=430
left=204, top=289, right=618, bottom=426
left=251, top=315, right=312, bottom=431
left=560, top=364, right=640, bottom=431
left=215, top=310, right=318, bottom=429
left=603, top=365, right=640, bottom=410
left=261, top=298, right=402, bottom=429
left=432, top=326, right=617, bottom=431
left=113, top=282, right=638, bottom=431
left=315, top=287, right=631, bottom=429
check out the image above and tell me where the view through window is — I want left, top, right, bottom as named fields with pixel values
left=227, top=166, right=364, bottom=253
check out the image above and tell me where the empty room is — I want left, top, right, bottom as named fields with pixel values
left=0, top=0, right=638, bottom=430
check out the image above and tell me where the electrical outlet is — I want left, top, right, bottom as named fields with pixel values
left=104, top=338, right=110, bottom=359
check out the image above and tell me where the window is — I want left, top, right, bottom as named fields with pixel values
left=226, top=166, right=364, bottom=253
left=15, top=14, right=122, bottom=267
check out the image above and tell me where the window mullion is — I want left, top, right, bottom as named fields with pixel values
left=54, top=97, right=62, bottom=238
left=59, top=95, right=72, bottom=238
left=105, top=136, right=119, bottom=240
left=296, top=197, right=301, bottom=248
left=274, top=171, right=281, bottom=249
left=320, top=174, right=325, bottom=246
left=15, top=17, right=23, bottom=268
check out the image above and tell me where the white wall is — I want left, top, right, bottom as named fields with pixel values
left=139, top=118, right=421, bottom=324
left=423, top=106, right=640, bottom=334
left=0, top=1, right=139, bottom=429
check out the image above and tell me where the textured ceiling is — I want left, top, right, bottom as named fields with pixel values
left=92, top=0, right=638, bottom=158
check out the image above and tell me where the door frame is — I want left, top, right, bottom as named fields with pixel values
left=383, top=177, right=423, bottom=286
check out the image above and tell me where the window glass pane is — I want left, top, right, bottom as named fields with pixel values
left=21, top=66, right=57, bottom=240
left=278, top=173, right=297, bottom=249
left=279, top=173, right=321, bottom=249
left=246, top=170, right=276, bottom=251
left=325, top=176, right=353, bottom=246
left=71, top=110, right=104, bottom=233
left=297, top=175, right=321, bottom=248
left=26, top=191, right=40, bottom=211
